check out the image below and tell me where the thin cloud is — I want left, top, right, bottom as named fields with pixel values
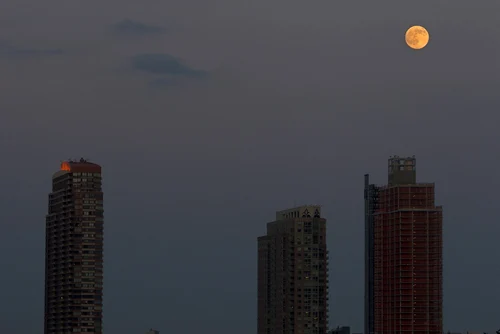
left=148, top=77, right=178, bottom=87
left=0, top=41, right=63, bottom=58
left=132, top=53, right=207, bottom=78
left=111, top=19, right=166, bottom=36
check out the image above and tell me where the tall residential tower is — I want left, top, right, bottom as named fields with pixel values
left=258, top=205, right=329, bottom=334
left=365, top=156, right=443, bottom=334
left=44, top=159, right=104, bottom=334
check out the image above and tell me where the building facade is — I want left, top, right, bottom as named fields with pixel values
left=258, top=205, right=329, bottom=334
left=44, top=159, right=104, bottom=334
left=365, top=156, right=443, bottom=334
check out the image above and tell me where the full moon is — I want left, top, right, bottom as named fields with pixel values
left=405, top=25, right=429, bottom=50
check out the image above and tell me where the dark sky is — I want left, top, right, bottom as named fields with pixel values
left=0, top=0, right=499, bottom=333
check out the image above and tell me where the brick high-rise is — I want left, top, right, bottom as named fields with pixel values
left=365, top=156, right=443, bottom=334
left=258, top=205, right=329, bottom=334
left=44, top=159, right=104, bottom=334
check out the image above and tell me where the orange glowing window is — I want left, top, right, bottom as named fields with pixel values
left=60, top=162, right=71, bottom=171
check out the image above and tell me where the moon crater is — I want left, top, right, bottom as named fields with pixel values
left=405, top=26, right=429, bottom=50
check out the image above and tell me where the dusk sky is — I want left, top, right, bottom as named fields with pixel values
left=0, top=0, right=499, bottom=333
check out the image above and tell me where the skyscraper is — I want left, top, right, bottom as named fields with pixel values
left=365, top=156, right=443, bottom=334
left=44, top=159, right=104, bottom=334
left=258, top=205, right=329, bottom=334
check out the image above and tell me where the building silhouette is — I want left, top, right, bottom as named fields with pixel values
left=258, top=205, right=329, bottom=334
left=329, top=326, right=350, bottom=334
left=364, top=174, right=378, bottom=334
left=365, top=156, right=443, bottom=334
left=145, top=329, right=160, bottom=334
left=44, top=159, right=104, bottom=334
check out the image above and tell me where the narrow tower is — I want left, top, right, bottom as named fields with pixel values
left=258, top=205, right=329, bottom=334
left=364, top=175, right=378, bottom=334
left=44, top=159, right=104, bottom=334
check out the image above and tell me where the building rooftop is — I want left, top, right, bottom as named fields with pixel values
left=52, top=158, right=101, bottom=178
left=276, top=205, right=322, bottom=220
left=60, top=158, right=101, bottom=173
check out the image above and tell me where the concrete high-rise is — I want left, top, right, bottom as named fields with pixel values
left=44, top=159, right=104, bottom=334
left=365, top=156, right=443, bottom=334
left=258, top=205, right=329, bottom=334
